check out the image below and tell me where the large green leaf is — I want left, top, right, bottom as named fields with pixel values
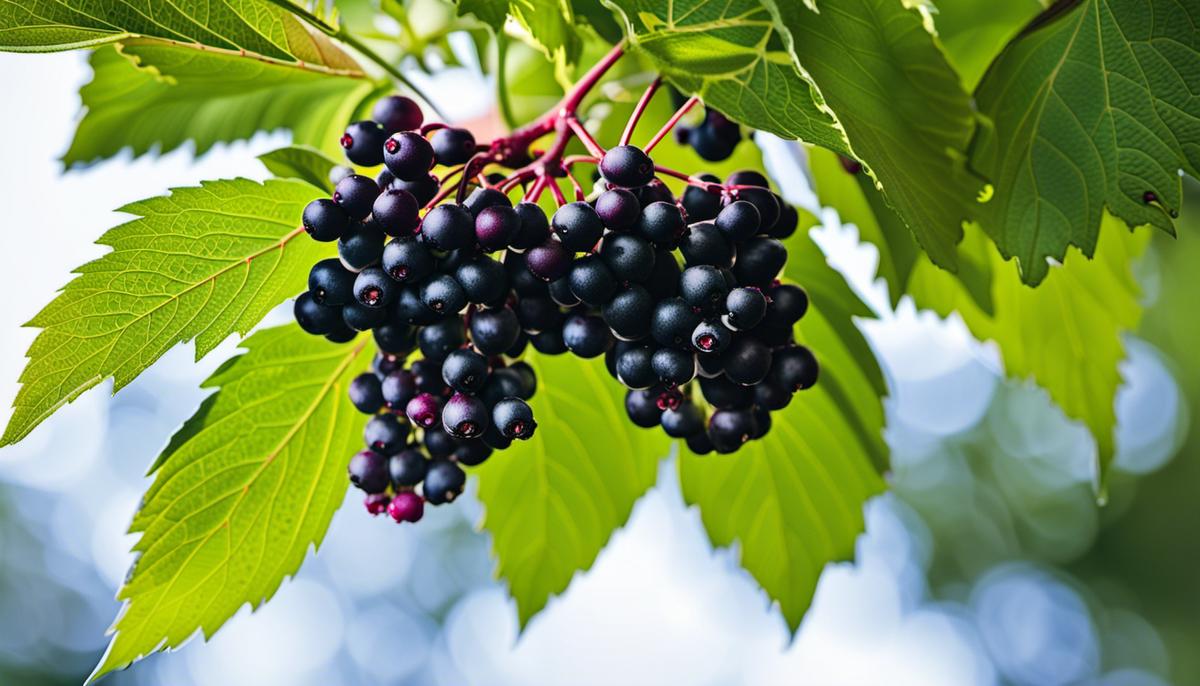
left=90, top=325, right=371, bottom=681
left=258, top=145, right=343, bottom=193
left=767, top=0, right=982, bottom=270
left=970, top=0, right=1200, bottom=286
left=602, top=0, right=853, bottom=157
left=680, top=226, right=888, bottom=630
left=929, top=0, right=1044, bottom=89
left=67, top=43, right=371, bottom=166
left=908, top=214, right=1149, bottom=488
left=1, top=178, right=327, bottom=447
left=475, top=352, right=671, bottom=626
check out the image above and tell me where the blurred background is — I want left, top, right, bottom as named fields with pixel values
left=1, top=34, right=1198, bottom=686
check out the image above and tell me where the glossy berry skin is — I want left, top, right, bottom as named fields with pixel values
left=341, top=121, right=387, bottom=166
left=309, top=258, right=356, bottom=306
left=637, top=201, right=686, bottom=248
left=411, top=359, right=447, bottom=395
left=325, top=322, right=358, bottom=343
left=625, top=389, right=663, bottom=428
left=431, top=127, right=476, bottom=166
left=475, top=205, right=521, bottom=251
left=600, top=233, right=656, bottom=283
left=373, top=351, right=405, bottom=379
left=678, top=222, right=734, bottom=269
left=651, top=347, right=697, bottom=386
left=754, top=379, right=793, bottom=411
left=493, top=398, right=536, bottom=439
left=418, top=317, right=466, bottom=361
left=453, top=440, right=493, bottom=466
left=692, top=319, right=733, bottom=354
left=364, top=413, right=409, bottom=454
left=393, top=287, right=436, bottom=325
left=771, top=345, right=819, bottom=391
left=333, top=174, right=381, bottom=220
left=343, top=300, right=389, bottom=331
left=682, top=178, right=723, bottom=222
left=349, top=373, right=385, bottom=413
left=562, top=314, right=613, bottom=358
left=515, top=296, right=561, bottom=333
left=725, top=287, right=767, bottom=330
left=303, top=198, right=350, bottom=242
left=424, top=428, right=458, bottom=458
left=373, top=95, right=424, bottom=134
left=405, top=392, right=442, bottom=429
left=651, top=298, right=702, bottom=349
left=602, top=285, right=654, bottom=341
left=387, top=491, right=425, bottom=523
left=348, top=450, right=390, bottom=493
left=393, top=173, right=439, bottom=206
left=381, top=370, right=418, bottom=411
left=338, top=221, right=386, bottom=272
left=637, top=179, right=675, bottom=207
left=375, top=321, right=414, bottom=356
left=508, top=361, right=537, bottom=398
left=479, top=368, right=524, bottom=406
left=455, top=256, right=509, bottom=304
left=722, top=336, right=773, bottom=386
left=372, top=188, right=421, bottom=237
left=525, top=239, right=573, bottom=281
left=680, top=265, right=730, bottom=315
left=420, top=274, right=467, bottom=315
left=645, top=249, right=682, bottom=300
left=762, top=284, right=809, bottom=327
left=421, top=204, right=476, bottom=251
left=686, top=431, right=714, bottom=455
left=731, top=237, right=787, bottom=290
left=330, top=165, right=355, bottom=187
left=511, top=202, right=551, bottom=250
left=294, top=292, right=341, bottom=335
left=547, top=276, right=579, bottom=307
left=595, top=188, right=642, bottom=230
left=504, top=252, right=547, bottom=297
left=423, top=459, right=466, bottom=505
left=442, top=348, right=490, bottom=394
left=382, top=237, right=435, bottom=283
left=661, top=402, right=705, bottom=438
left=615, top=346, right=657, bottom=389
left=470, top=307, right=521, bottom=355
left=715, top=200, right=761, bottom=242
left=600, top=145, right=655, bottom=187
left=768, top=203, right=800, bottom=239
left=689, top=123, right=737, bottom=162
left=442, top=392, right=489, bottom=439
left=384, top=132, right=435, bottom=181
left=463, top=187, right=512, bottom=216
left=727, top=170, right=770, bottom=188
left=732, top=187, right=781, bottom=233
left=699, top=375, right=754, bottom=410
left=708, top=409, right=758, bottom=453
left=353, top=267, right=396, bottom=308
left=552, top=202, right=605, bottom=252
left=568, top=256, right=617, bottom=306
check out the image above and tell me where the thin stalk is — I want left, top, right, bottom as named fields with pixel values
left=621, top=76, right=661, bottom=146
left=645, top=95, right=699, bottom=153
left=566, top=117, right=606, bottom=158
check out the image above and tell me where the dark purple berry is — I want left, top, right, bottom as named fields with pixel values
left=341, top=121, right=387, bottom=166
left=294, top=292, right=341, bottom=335
left=384, top=131, right=435, bottom=181
left=372, top=95, right=424, bottom=134
left=364, top=413, right=409, bottom=454
left=475, top=205, right=521, bottom=251
left=525, top=239, right=573, bottom=281
left=406, top=392, right=442, bottom=429
left=348, top=450, right=389, bottom=493
left=599, top=145, right=654, bottom=187
left=493, top=397, right=536, bottom=439
left=423, top=460, right=465, bottom=505
left=562, top=313, right=613, bottom=358
left=441, top=348, right=490, bottom=394
left=552, top=201, right=605, bottom=252
left=333, top=174, right=381, bottom=220
left=303, top=198, right=350, bottom=242
left=595, top=188, right=641, bottom=230
left=381, top=370, right=418, bottom=410
left=421, top=204, right=475, bottom=250
left=431, top=127, right=476, bottom=166
left=373, top=188, right=421, bottom=237
left=442, top=392, right=489, bottom=439
left=349, top=373, right=384, bottom=413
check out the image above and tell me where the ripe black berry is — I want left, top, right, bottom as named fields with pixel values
left=686, top=431, right=714, bottom=455
left=382, top=237, right=435, bottom=283
left=354, top=267, right=396, bottom=308
left=308, top=258, right=356, bottom=306
left=424, top=427, right=458, bottom=457
left=731, top=187, right=780, bottom=233
left=637, top=179, right=675, bottom=207
left=418, top=316, right=466, bottom=361
left=469, top=307, right=521, bottom=355
left=348, top=450, right=390, bottom=493
left=595, top=188, right=642, bottom=230
left=678, top=222, right=733, bottom=269
left=651, top=297, right=702, bottom=349
left=645, top=249, right=682, bottom=300
left=463, top=187, right=513, bottom=217
left=525, top=239, right=573, bottom=281
left=411, top=359, right=447, bottom=394
left=762, top=284, right=809, bottom=327
left=343, top=300, right=389, bottom=331
left=373, top=188, right=421, bottom=237
left=771, top=345, right=819, bottom=391
left=602, top=285, right=654, bottom=340
left=393, top=286, right=438, bottom=325
left=364, top=413, right=409, bottom=454
left=381, top=370, right=418, bottom=411
left=338, top=221, right=386, bottom=272
left=637, top=201, right=686, bottom=248
left=680, top=265, right=730, bottom=315
left=508, top=361, right=537, bottom=398
left=443, top=392, right=489, bottom=438
left=708, top=409, right=757, bottom=453
left=625, top=389, right=663, bottom=428
left=600, top=145, right=655, bottom=187
left=420, top=274, right=468, bottom=315
left=568, top=255, right=617, bottom=306
left=731, top=237, right=787, bottom=290
left=325, top=322, right=358, bottom=343
left=431, top=127, right=477, bottom=166
left=682, top=176, right=722, bottom=222
left=421, top=204, right=475, bottom=251
left=372, top=95, right=423, bottom=134
left=493, top=398, right=536, bottom=439
left=615, top=346, right=657, bottom=389
left=715, top=200, right=761, bottom=242
left=531, top=329, right=567, bottom=355
left=475, top=205, right=521, bottom=251
left=333, top=174, right=381, bottom=220
left=661, top=402, right=705, bottom=438
left=511, top=202, right=551, bottom=249
left=393, top=173, right=439, bottom=206
left=562, top=313, right=613, bottom=358
left=722, top=336, right=773, bottom=386
left=725, top=287, right=767, bottom=330
left=692, top=319, right=732, bottom=354
left=651, top=347, right=697, bottom=386
left=479, top=368, right=523, bottom=406
left=727, top=170, right=770, bottom=188
left=754, top=379, right=792, bottom=411
left=699, top=375, right=753, bottom=410
left=768, top=202, right=800, bottom=239
left=303, top=198, right=350, bottom=242
left=423, top=460, right=466, bottom=505
left=454, top=439, right=493, bottom=466
left=389, top=448, right=428, bottom=487
left=442, top=348, right=490, bottom=394
left=455, top=255, right=509, bottom=304
left=515, top=296, right=562, bottom=333
left=384, top=132, right=435, bottom=181
left=552, top=202, right=605, bottom=252
left=600, top=233, right=656, bottom=283
left=294, top=292, right=341, bottom=335
left=374, top=322, right=415, bottom=354
left=406, top=392, right=443, bottom=429
left=341, top=121, right=387, bottom=166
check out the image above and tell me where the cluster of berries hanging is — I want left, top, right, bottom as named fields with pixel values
left=291, top=58, right=819, bottom=525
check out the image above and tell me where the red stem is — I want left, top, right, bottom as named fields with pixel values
left=566, top=116, right=606, bottom=158
left=645, top=95, right=699, bottom=153
left=562, top=166, right=587, bottom=201
left=621, top=76, right=662, bottom=146
left=546, top=178, right=568, bottom=206
left=562, top=155, right=599, bottom=169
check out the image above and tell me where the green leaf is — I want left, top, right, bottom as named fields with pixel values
left=970, top=0, right=1199, bottom=286
left=1, top=178, right=328, bottom=447
left=929, top=0, right=1044, bottom=89
left=66, top=43, right=372, bottom=166
left=475, top=352, right=670, bottom=626
left=681, top=226, right=888, bottom=629
left=601, top=0, right=852, bottom=157
left=908, top=214, right=1149, bottom=488
left=456, top=0, right=509, bottom=29
left=767, top=0, right=983, bottom=271
left=258, top=145, right=342, bottom=193
left=510, top=0, right=584, bottom=85
left=90, top=325, right=371, bottom=682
